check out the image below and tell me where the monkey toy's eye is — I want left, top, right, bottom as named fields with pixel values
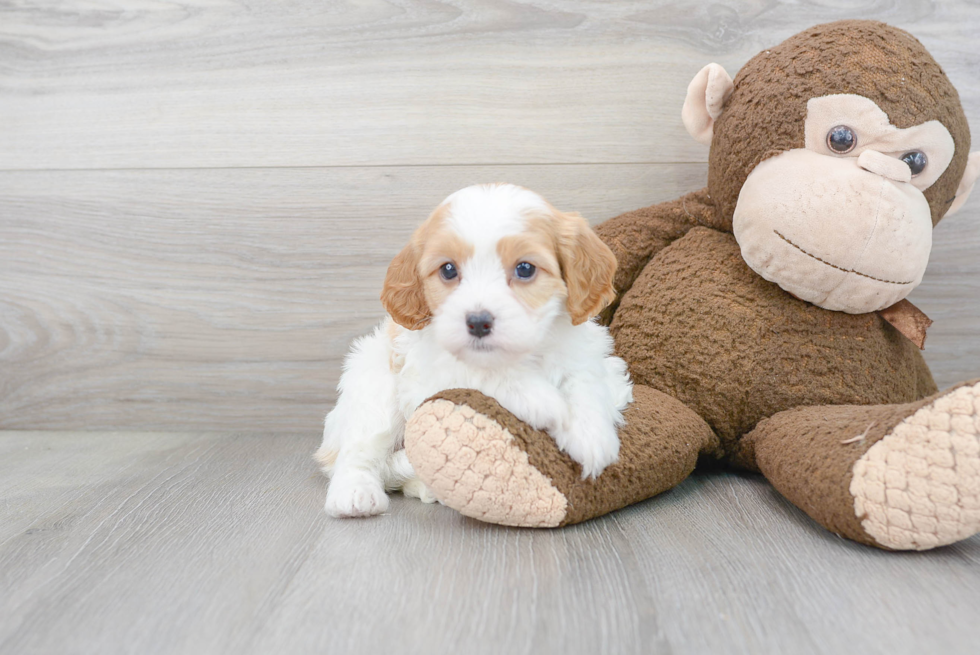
left=439, top=262, right=458, bottom=280
left=901, top=151, right=928, bottom=176
left=514, top=262, right=536, bottom=280
left=827, top=125, right=857, bottom=154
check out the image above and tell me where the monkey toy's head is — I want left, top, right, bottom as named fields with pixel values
left=682, top=20, right=980, bottom=314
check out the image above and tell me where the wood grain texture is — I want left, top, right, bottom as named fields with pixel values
left=1, top=0, right=979, bottom=432
left=1, top=1, right=979, bottom=169
left=1, top=164, right=977, bottom=432
left=1, top=430, right=978, bottom=655
left=0, top=163, right=708, bottom=431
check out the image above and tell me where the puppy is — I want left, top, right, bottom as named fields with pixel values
left=315, top=184, right=633, bottom=518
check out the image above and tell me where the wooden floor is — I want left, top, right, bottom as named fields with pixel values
left=1, top=430, right=978, bottom=655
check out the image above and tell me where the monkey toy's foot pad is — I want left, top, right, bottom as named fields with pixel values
left=405, top=394, right=568, bottom=527
left=851, top=381, right=980, bottom=550
left=406, top=386, right=716, bottom=528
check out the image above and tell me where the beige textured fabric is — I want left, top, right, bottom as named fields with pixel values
left=857, top=150, right=912, bottom=183
left=406, top=387, right=718, bottom=527
left=708, top=21, right=973, bottom=229
left=405, top=399, right=568, bottom=527
left=850, top=381, right=980, bottom=550
left=733, top=148, right=933, bottom=313
left=681, top=63, right=734, bottom=146
left=949, top=151, right=980, bottom=215
left=804, top=94, right=955, bottom=191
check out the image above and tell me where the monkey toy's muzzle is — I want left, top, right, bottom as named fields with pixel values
left=733, top=148, right=933, bottom=314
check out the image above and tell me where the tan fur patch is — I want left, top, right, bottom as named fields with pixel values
left=386, top=318, right=406, bottom=373
left=496, top=228, right=566, bottom=310
left=404, top=399, right=568, bottom=527
left=516, top=210, right=617, bottom=323
left=418, top=223, right=474, bottom=279
left=313, top=446, right=338, bottom=472
left=850, top=381, right=980, bottom=550
left=382, top=204, right=472, bottom=330
left=419, top=226, right=473, bottom=313
left=549, top=209, right=617, bottom=325
left=380, top=208, right=439, bottom=330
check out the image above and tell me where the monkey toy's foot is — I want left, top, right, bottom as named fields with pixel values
left=403, top=386, right=717, bottom=528
left=849, top=380, right=980, bottom=550
left=751, top=380, right=980, bottom=550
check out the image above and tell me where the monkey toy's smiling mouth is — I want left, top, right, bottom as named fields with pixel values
left=732, top=145, right=935, bottom=315
left=719, top=89, right=974, bottom=315
left=772, top=230, right=915, bottom=287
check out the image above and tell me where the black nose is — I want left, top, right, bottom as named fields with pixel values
left=466, top=311, right=494, bottom=338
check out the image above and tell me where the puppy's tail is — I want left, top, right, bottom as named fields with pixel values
left=382, top=448, right=417, bottom=491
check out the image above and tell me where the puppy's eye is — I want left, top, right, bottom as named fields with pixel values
left=514, top=262, right=536, bottom=280
left=827, top=125, right=856, bottom=154
left=901, top=151, right=927, bottom=176
left=439, top=262, right=458, bottom=281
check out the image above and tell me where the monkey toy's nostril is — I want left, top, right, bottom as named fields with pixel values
left=465, top=311, right=494, bottom=338
left=857, top=150, right=913, bottom=184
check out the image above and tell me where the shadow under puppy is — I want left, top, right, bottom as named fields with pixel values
left=315, top=184, right=633, bottom=517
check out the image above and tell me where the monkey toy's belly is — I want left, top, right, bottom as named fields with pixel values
left=609, top=227, right=937, bottom=453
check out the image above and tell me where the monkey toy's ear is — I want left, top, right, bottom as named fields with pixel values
left=681, top=63, right=734, bottom=146
left=947, top=151, right=980, bottom=216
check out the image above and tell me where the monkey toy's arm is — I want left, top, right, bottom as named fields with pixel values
left=595, top=187, right=718, bottom=325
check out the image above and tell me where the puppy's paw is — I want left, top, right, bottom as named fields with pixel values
left=402, top=476, right=439, bottom=504
left=325, top=472, right=390, bottom=518
left=556, top=420, right=620, bottom=480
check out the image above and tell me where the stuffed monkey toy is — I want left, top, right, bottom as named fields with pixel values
left=402, top=20, right=980, bottom=551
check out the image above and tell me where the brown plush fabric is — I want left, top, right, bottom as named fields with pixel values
left=594, top=188, right=720, bottom=325
left=610, top=228, right=938, bottom=454
left=403, top=21, right=979, bottom=549
left=710, top=20, right=971, bottom=227
left=747, top=379, right=980, bottom=547
left=428, top=385, right=719, bottom=526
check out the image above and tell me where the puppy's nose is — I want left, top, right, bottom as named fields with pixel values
left=466, top=311, right=494, bottom=338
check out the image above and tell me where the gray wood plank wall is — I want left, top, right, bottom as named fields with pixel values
left=2, top=1, right=979, bottom=432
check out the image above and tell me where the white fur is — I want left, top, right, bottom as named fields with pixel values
left=317, top=184, right=633, bottom=518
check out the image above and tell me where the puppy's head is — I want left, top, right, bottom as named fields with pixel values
left=381, top=184, right=616, bottom=365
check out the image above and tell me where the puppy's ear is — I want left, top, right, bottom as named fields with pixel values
left=381, top=241, right=430, bottom=330
left=554, top=210, right=617, bottom=325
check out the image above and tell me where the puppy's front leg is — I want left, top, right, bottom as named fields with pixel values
left=317, top=325, right=400, bottom=518
left=324, top=437, right=394, bottom=518
left=493, top=379, right=567, bottom=435
left=554, top=375, right=624, bottom=479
